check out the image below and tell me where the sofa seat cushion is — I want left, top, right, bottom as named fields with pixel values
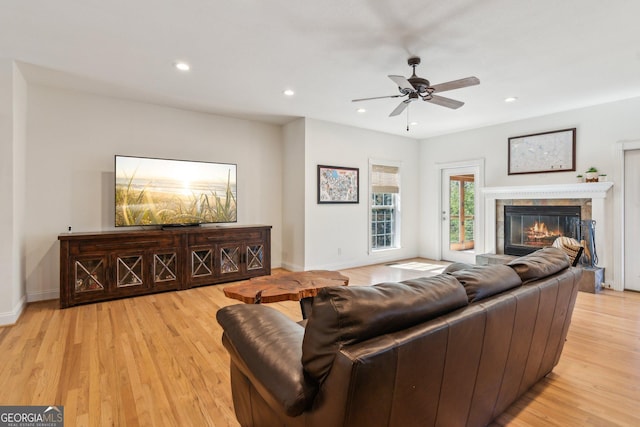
left=449, top=264, right=522, bottom=302
left=301, top=274, right=468, bottom=383
left=508, top=247, right=570, bottom=283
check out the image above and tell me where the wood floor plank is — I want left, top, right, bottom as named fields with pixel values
left=0, top=260, right=638, bottom=426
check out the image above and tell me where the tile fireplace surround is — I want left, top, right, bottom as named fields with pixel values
left=482, top=182, right=613, bottom=279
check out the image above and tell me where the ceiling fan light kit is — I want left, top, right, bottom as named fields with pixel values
left=353, top=56, right=480, bottom=129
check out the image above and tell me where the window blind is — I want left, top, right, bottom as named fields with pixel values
left=371, top=165, right=399, bottom=194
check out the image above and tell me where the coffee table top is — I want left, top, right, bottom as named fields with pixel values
left=223, top=270, right=349, bottom=304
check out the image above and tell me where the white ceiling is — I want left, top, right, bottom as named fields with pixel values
left=3, top=0, right=640, bottom=139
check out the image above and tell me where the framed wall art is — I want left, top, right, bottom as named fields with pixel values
left=508, top=128, right=576, bottom=175
left=317, top=165, right=359, bottom=204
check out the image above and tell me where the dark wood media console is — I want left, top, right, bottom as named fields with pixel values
left=59, top=225, right=271, bottom=308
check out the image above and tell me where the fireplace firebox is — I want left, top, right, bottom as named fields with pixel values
left=504, top=205, right=581, bottom=256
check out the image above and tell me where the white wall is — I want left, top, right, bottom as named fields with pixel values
left=0, top=61, right=15, bottom=320
left=25, top=84, right=283, bottom=301
left=420, top=96, right=640, bottom=288
left=303, top=119, right=419, bottom=270
left=13, top=63, right=27, bottom=312
left=0, top=60, right=27, bottom=325
left=282, top=118, right=306, bottom=271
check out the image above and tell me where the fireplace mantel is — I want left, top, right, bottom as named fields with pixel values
left=482, top=182, right=613, bottom=273
left=482, top=182, right=613, bottom=200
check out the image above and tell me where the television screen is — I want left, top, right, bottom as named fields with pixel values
left=115, top=155, right=237, bottom=227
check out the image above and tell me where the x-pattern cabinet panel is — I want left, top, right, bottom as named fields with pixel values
left=59, top=225, right=271, bottom=307
left=216, top=240, right=267, bottom=281
left=186, top=227, right=271, bottom=287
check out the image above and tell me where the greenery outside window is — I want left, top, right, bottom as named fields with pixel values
left=449, top=175, right=475, bottom=250
left=370, top=163, right=400, bottom=251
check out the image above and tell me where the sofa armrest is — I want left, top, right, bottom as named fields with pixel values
left=216, top=304, right=318, bottom=416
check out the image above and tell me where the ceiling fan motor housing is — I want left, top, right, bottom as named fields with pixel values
left=408, top=76, right=431, bottom=94
left=406, top=57, right=432, bottom=94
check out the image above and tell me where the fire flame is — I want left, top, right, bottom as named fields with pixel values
left=530, top=221, right=548, bottom=236
left=526, top=221, right=561, bottom=243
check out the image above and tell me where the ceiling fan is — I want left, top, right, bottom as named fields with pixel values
left=352, top=57, right=480, bottom=118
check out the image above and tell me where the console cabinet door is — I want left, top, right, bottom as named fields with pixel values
left=111, top=251, right=150, bottom=297
left=69, top=254, right=110, bottom=306
left=151, top=250, right=181, bottom=290
left=189, top=245, right=217, bottom=286
left=218, top=241, right=245, bottom=281
left=244, top=240, right=268, bottom=276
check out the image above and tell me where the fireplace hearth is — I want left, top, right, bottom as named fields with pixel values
left=504, top=205, right=581, bottom=256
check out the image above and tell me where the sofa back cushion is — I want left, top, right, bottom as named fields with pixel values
left=508, top=247, right=570, bottom=283
left=302, top=274, right=468, bottom=383
left=442, top=262, right=474, bottom=274
left=449, top=264, right=522, bottom=302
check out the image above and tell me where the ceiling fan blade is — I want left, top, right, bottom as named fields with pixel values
left=430, top=76, right=480, bottom=93
left=352, top=94, right=404, bottom=102
left=426, top=95, right=465, bottom=109
left=388, top=75, right=414, bottom=92
left=389, top=100, right=410, bottom=117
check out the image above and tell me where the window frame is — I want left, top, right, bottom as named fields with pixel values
left=369, top=159, right=402, bottom=253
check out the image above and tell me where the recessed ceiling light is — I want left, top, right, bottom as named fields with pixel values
left=357, top=108, right=366, bottom=113
left=504, top=97, right=518, bottom=103
left=283, top=89, right=295, bottom=96
left=410, top=121, right=418, bottom=126
left=174, top=61, right=190, bottom=71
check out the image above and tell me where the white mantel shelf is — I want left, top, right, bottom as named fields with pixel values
left=482, top=182, right=613, bottom=200
left=482, top=181, right=613, bottom=279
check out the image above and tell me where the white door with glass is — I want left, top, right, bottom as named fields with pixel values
left=441, top=168, right=477, bottom=263
left=624, top=149, right=640, bottom=291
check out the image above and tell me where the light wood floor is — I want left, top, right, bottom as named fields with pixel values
left=1, top=259, right=639, bottom=426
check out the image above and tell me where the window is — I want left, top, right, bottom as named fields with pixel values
left=448, top=175, right=475, bottom=251
left=370, top=163, right=400, bottom=250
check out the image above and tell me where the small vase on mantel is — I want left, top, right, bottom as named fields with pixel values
left=585, top=167, right=598, bottom=183
left=598, top=174, right=608, bottom=182
left=576, top=175, right=584, bottom=183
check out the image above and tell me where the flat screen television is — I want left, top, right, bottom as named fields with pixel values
left=115, top=155, right=237, bottom=227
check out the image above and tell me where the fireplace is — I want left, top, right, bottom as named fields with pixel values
left=483, top=183, right=613, bottom=287
left=504, top=205, right=581, bottom=256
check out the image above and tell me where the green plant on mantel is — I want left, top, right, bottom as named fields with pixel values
left=585, top=166, right=599, bottom=183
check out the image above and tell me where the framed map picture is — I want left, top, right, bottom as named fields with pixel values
left=317, top=165, right=359, bottom=204
left=508, top=128, right=576, bottom=175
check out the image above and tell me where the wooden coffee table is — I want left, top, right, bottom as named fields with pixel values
left=223, top=270, right=349, bottom=318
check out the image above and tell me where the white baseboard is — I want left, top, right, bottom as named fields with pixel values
left=0, top=295, right=26, bottom=326
left=27, top=289, right=59, bottom=303
left=279, top=261, right=304, bottom=272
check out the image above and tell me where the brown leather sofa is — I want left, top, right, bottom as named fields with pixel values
left=217, top=248, right=582, bottom=427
